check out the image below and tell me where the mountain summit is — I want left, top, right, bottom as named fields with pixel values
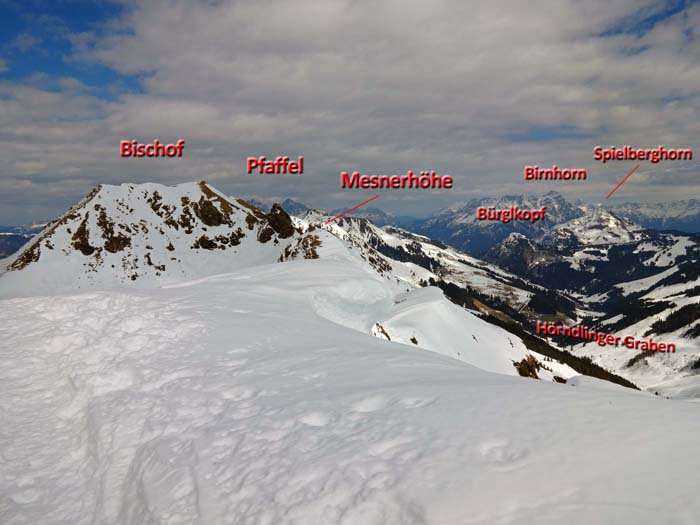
left=0, top=181, right=320, bottom=295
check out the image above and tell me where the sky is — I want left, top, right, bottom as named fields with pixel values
left=1, top=0, right=700, bottom=224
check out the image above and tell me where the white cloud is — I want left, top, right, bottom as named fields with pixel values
left=2, top=0, right=700, bottom=223
left=8, top=32, right=42, bottom=53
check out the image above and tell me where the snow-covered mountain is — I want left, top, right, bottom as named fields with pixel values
left=483, top=206, right=700, bottom=397
left=1, top=181, right=636, bottom=389
left=1, top=181, right=551, bottom=380
left=0, top=182, right=322, bottom=296
left=416, top=191, right=584, bottom=255
left=299, top=209, right=579, bottom=324
left=405, top=192, right=700, bottom=256
left=485, top=207, right=695, bottom=291
left=6, top=183, right=688, bottom=397
left=610, top=199, right=700, bottom=232
left=541, top=207, right=646, bottom=248
left=297, top=209, right=643, bottom=389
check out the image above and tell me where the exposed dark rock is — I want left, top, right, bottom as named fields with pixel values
left=192, top=235, right=217, bottom=250
left=278, top=235, right=322, bottom=261
left=72, top=215, right=96, bottom=256
left=266, top=204, right=296, bottom=239
left=513, top=355, right=540, bottom=379
left=104, top=234, right=131, bottom=253
left=8, top=240, right=41, bottom=270
left=193, top=197, right=228, bottom=227
left=257, top=226, right=275, bottom=244
left=245, top=214, right=258, bottom=230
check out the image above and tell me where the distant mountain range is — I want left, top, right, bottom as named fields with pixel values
left=247, top=192, right=700, bottom=256
left=412, top=193, right=700, bottom=256
left=0, top=225, right=44, bottom=259
left=6, top=192, right=698, bottom=262
left=610, top=200, right=700, bottom=232
left=0, top=233, right=33, bottom=259
left=415, top=192, right=583, bottom=255
left=245, top=198, right=420, bottom=228
left=247, top=198, right=310, bottom=217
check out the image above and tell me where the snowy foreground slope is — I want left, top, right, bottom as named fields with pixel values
left=2, top=183, right=700, bottom=524
left=3, top=258, right=700, bottom=524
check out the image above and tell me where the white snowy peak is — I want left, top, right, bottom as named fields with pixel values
left=612, top=199, right=700, bottom=220
left=543, top=207, right=646, bottom=247
left=484, top=232, right=548, bottom=264
left=429, top=191, right=583, bottom=228
left=0, top=181, right=322, bottom=295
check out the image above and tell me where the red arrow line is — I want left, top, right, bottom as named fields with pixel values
left=605, top=163, right=640, bottom=200
left=324, top=194, right=381, bottom=224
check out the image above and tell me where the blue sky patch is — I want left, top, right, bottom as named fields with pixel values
left=506, top=125, right=595, bottom=143
left=0, top=0, right=140, bottom=99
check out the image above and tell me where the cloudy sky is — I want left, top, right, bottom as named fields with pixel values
left=1, top=0, right=699, bottom=224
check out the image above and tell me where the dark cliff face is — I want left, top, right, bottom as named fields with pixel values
left=267, top=204, right=296, bottom=239
left=258, top=204, right=297, bottom=243
left=483, top=234, right=565, bottom=284
left=484, top=234, right=538, bottom=268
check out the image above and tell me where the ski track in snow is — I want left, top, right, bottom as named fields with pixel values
left=3, top=264, right=700, bottom=524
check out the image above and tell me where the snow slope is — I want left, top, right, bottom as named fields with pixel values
left=375, top=287, right=529, bottom=374
left=3, top=257, right=700, bottom=524
left=544, top=207, right=645, bottom=248
left=0, top=182, right=532, bottom=379
left=298, top=210, right=577, bottom=323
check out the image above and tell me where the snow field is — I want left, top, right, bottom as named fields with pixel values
left=375, top=287, right=529, bottom=375
left=3, top=259, right=700, bottom=524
